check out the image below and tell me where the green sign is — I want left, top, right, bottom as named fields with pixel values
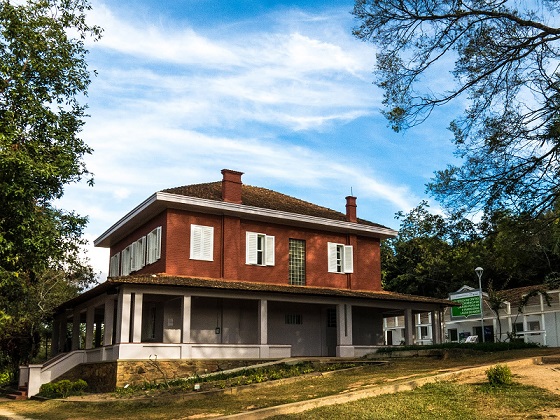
left=451, top=291, right=482, bottom=317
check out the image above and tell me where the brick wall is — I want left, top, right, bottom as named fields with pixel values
left=56, top=362, right=118, bottom=393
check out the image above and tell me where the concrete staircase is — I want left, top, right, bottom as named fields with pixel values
left=6, top=384, right=28, bottom=400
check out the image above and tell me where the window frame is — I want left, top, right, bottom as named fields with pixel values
left=246, top=232, right=275, bottom=266
left=146, top=226, right=162, bottom=265
left=288, top=238, right=306, bottom=285
left=190, top=224, right=214, bottom=261
left=327, top=242, right=353, bottom=273
left=109, top=253, right=120, bottom=277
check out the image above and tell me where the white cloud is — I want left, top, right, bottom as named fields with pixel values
left=67, top=1, right=429, bottom=277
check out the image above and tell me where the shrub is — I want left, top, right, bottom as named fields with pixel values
left=486, top=364, right=513, bottom=386
left=39, top=379, right=88, bottom=398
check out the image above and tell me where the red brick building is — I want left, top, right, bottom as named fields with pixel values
left=20, top=169, right=453, bottom=397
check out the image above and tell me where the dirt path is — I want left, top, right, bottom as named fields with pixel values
left=459, top=356, right=560, bottom=393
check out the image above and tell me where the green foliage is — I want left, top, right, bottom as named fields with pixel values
left=486, top=364, right=513, bottom=386
left=39, top=379, right=88, bottom=398
left=383, top=203, right=560, bottom=298
left=0, top=0, right=100, bottom=376
left=353, top=0, right=560, bottom=217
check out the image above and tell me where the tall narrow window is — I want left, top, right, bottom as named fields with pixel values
left=289, top=239, right=306, bottom=285
left=327, top=242, right=353, bottom=273
left=121, top=245, right=132, bottom=276
left=131, top=236, right=146, bottom=272
left=109, top=253, right=120, bottom=277
left=190, top=224, right=214, bottom=261
left=246, top=232, right=275, bottom=266
left=146, top=226, right=162, bottom=264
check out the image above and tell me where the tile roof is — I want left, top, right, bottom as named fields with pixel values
left=110, top=274, right=455, bottom=305
left=56, top=274, right=457, bottom=313
left=162, top=181, right=389, bottom=229
left=493, top=284, right=550, bottom=307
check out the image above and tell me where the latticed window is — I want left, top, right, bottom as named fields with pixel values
left=289, top=239, right=306, bottom=285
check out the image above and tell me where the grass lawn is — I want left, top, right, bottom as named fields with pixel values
left=1, top=348, right=559, bottom=419
left=270, top=381, right=560, bottom=419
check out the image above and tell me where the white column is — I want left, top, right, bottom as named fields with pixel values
left=541, top=313, right=547, bottom=346
left=430, top=310, right=442, bottom=344
left=259, top=300, right=268, bottom=345
left=336, top=303, right=353, bottom=357
left=104, top=298, right=115, bottom=346
left=404, top=308, right=414, bottom=346
left=523, top=314, right=528, bottom=343
left=132, top=292, right=143, bottom=343
left=85, top=306, right=94, bottom=350
left=182, top=295, right=191, bottom=343
left=117, top=291, right=131, bottom=343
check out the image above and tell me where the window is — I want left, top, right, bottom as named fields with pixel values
left=109, top=253, right=120, bottom=277
left=121, top=245, right=132, bottom=276
left=246, top=232, right=275, bottom=266
left=514, top=323, right=524, bottom=333
left=131, top=236, right=146, bottom=272
left=327, top=308, right=337, bottom=328
left=448, top=328, right=458, bottom=342
left=528, top=321, right=540, bottom=331
left=327, top=242, right=353, bottom=273
left=190, top=225, right=214, bottom=261
left=146, top=226, right=162, bottom=264
left=285, top=314, right=302, bottom=325
left=289, top=239, right=306, bottom=285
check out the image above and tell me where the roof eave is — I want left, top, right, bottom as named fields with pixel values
left=94, top=192, right=398, bottom=248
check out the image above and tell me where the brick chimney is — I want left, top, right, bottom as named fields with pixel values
left=221, top=169, right=244, bottom=204
left=345, top=196, right=357, bottom=222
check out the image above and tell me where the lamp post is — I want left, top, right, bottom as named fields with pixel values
left=475, top=267, right=485, bottom=343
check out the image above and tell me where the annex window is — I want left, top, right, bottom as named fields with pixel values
left=528, top=321, right=541, bottom=331
left=131, top=236, right=146, bottom=272
left=190, top=225, right=214, bottom=261
left=246, top=232, right=275, bottom=266
left=448, top=328, right=458, bottom=342
left=146, top=226, right=162, bottom=265
left=121, top=245, right=132, bottom=276
left=327, top=242, right=353, bottom=273
left=289, top=239, right=306, bottom=285
left=285, top=314, right=302, bottom=325
left=109, top=253, right=120, bottom=277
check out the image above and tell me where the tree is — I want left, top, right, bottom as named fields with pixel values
left=383, top=203, right=560, bottom=298
left=0, top=0, right=100, bottom=374
left=382, top=202, right=482, bottom=297
left=353, top=1, right=560, bottom=217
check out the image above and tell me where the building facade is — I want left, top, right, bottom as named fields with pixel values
left=20, top=169, right=453, bottom=396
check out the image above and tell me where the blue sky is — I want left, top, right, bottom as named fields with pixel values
left=57, top=0, right=460, bottom=279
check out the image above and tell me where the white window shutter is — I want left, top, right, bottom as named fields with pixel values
left=343, top=245, right=354, bottom=273
left=155, top=226, right=162, bottom=260
left=202, top=226, right=214, bottom=261
left=191, top=225, right=213, bottom=261
left=327, top=242, right=337, bottom=273
left=139, top=236, right=146, bottom=268
left=265, top=235, right=275, bottom=266
left=246, top=232, right=258, bottom=265
left=131, top=241, right=138, bottom=272
left=191, top=225, right=202, bottom=260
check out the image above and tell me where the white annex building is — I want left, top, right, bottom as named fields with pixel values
left=384, top=284, right=560, bottom=347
